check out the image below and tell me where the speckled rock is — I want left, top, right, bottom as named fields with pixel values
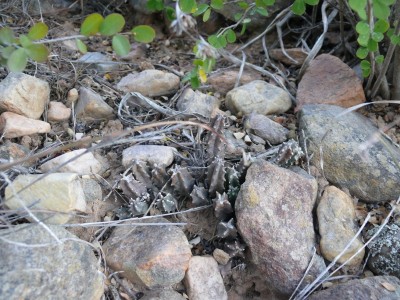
left=235, top=160, right=326, bottom=296
left=299, top=104, right=400, bottom=203
left=243, top=112, right=289, bottom=144
left=47, top=101, right=71, bottom=122
left=296, top=54, right=366, bottom=111
left=365, top=223, right=400, bottom=278
left=140, top=290, right=186, bottom=300
left=75, top=87, right=114, bottom=120
left=184, top=256, right=227, bottom=300
left=122, top=145, right=176, bottom=167
left=176, top=88, right=219, bottom=118
left=103, top=218, right=192, bottom=289
left=0, top=112, right=51, bottom=138
left=117, top=70, right=180, bottom=97
left=317, top=186, right=365, bottom=266
left=226, top=80, right=291, bottom=117
left=308, top=276, right=400, bottom=300
left=0, top=72, right=49, bottom=119
left=0, top=224, right=104, bottom=300
left=5, top=173, right=86, bottom=224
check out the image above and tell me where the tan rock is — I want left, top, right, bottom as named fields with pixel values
left=75, top=87, right=114, bottom=120
left=176, top=88, right=220, bottom=118
left=269, top=48, right=308, bottom=66
left=296, top=54, right=366, bottom=111
left=207, top=69, right=262, bottom=95
left=0, top=112, right=51, bottom=138
left=213, top=248, right=230, bottom=265
left=5, top=173, right=86, bottom=224
left=0, top=73, right=49, bottom=119
left=47, top=101, right=71, bottom=122
left=122, top=145, right=176, bottom=167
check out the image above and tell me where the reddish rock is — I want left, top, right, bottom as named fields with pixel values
left=0, top=112, right=51, bottom=138
left=47, top=101, right=71, bottom=122
left=296, top=54, right=366, bottom=111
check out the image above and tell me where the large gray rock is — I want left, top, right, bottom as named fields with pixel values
left=299, top=104, right=400, bottom=203
left=307, top=276, right=400, bottom=300
left=235, top=160, right=325, bottom=296
left=0, top=224, right=104, bottom=300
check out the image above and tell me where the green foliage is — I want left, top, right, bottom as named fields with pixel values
left=131, top=25, right=156, bottom=43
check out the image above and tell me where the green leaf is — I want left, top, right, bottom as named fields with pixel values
left=19, top=34, right=32, bottom=48
left=242, top=18, right=252, bottom=24
left=356, top=21, right=370, bottom=34
left=203, top=8, right=211, bottom=22
left=304, top=0, right=319, bottom=5
left=360, top=59, right=371, bottom=69
left=27, top=22, right=48, bottom=40
left=208, top=34, right=225, bottom=48
left=256, top=0, right=275, bottom=7
left=292, top=0, right=306, bottom=15
left=225, top=29, right=236, bottom=43
left=7, top=48, right=28, bottom=72
left=0, top=46, right=15, bottom=59
left=356, top=47, right=369, bottom=59
left=0, top=27, right=15, bottom=45
left=357, top=34, right=370, bottom=47
left=81, top=13, right=104, bottom=36
left=99, top=13, right=125, bottom=36
left=374, top=19, right=389, bottom=33
left=193, top=59, right=204, bottom=67
left=131, top=25, right=156, bottom=43
left=193, top=4, right=209, bottom=16
left=75, top=39, right=87, bottom=54
left=211, top=0, right=224, bottom=9
left=180, top=0, right=197, bottom=13
left=25, top=44, right=49, bottom=62
left=373, top=0, right=394, bottom=19
left=362, top=67, right=371, bottom=77
left=203, top=57, right=215, bottom=72
left=241, top=23, right=247, bottom=35
left=256, top=7, right=269, bottom=16
left=371, top=31, right=384, bottom=42
left=234, top=13, right=243, bottom=21
left=375, top=54, right=384, bottom=64
left=367, top=38, right=378, bottom=51
left=165, top=7, right=176, bottom=21
left=238, top=1, right=249, bottom=9
left=349, top=0, right=367, bottom=20
left=112, top=34, right=131, bottom=56
left=147, top=0, right=164, bottom=11
left=390, top=34, right=400, bottom=45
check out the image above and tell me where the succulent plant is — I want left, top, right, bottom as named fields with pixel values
left=213, top=192, right=233, bottom=220
left=270, top=139, right=304, bottom=167
left=171, top=165, right=195, bottom=197
left=190, top=185, right=209, bottom=206
left=207, top=156, right=226, bottom=197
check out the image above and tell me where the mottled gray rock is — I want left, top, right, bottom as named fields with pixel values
left=103, top=218, right=191, bottom=289
left=365, top=223, right=400, bottom=278
left=47, top=101, right=71, bottom=122
left=0, top=224, right=104, bottom=300
left=0, top=72, right=49, bottom=119
left=226, top=80, right=291, bottom=117
left=75, top=87, right=114, bottom=120
left=299, top=104, right=400, bottom=203
left=308, top=276, right=400, bottom=300
left=122, top=145, right=176, bottom=167
left=317, top=186, right=365, bottom=266
left=40, top=149, right=103, bottom=175
left=243, top=112, right=288, bottom=144
left=176, top=88, right=219, bottom=118
left=141, top=290, right=186, bottom=300
left=77, top=52, right=119, bottom=72
left=184, top=256, right=227, bottom=300
left=117, top=70, right=180, bottom=97
left=0, top=112, right=51, bottom=138
left=5, top=173, right=86, bottom=224
left=235, top=160, right=325, bottom=296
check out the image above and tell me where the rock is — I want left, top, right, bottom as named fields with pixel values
left=67, top=88, right=79, bottom=106
left=5, top=173, right=86, bottom=224
left=207, top=69, right=262, bottom=95
left=235, top=160, right=326, bottom=296
left=0, top=224, right=104, bottom=300
left=176, top=88, right=220, bottom=118
left=243, top=112, right=289, bottom=144
left=296, top=54, right=366, bottom=111
left=0, top=140, right=30, bottom=162
left=103, top=218, right=192, bottom=289
left=129, top=0, right=153, bottom=14
left=269, top=48, right=308, bottom=66
left=27, top=0, right=74, bottom=15
left=75, top=87, right=114, bottom=120
left=184, top=256, right=228, bottom=300
left=213, top=248, right=230, bottom=265
left=141, top=290, right=186, bottom=300
left=122, top=145, right=176, bottom=167
left=77, top=52, right=119, bottom=72
left=47, top=101, right=71, bottom=122
left=365, top=223, right=400, bottom=278
left=317, top=186, right=365, bottom=266
left=225, top=80, right=291, bottom=117
left=307, top=276, right=400, bottom=300
left=117, top=70, right=180, bottom=97
left=299, top=104, right=400, bottom=203
left=40, top=149, right=103, bottom=175
left=121, top=43, right=147, bottom=62
left=0, top=72, right=49, bottom=119
left=0, top=112, right=51, bottom=138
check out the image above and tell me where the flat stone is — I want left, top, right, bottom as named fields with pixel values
left=103, top=217, right=192, bottom=289
left=0, top=112, right=51, bottom=138
left=77, top=52, right=119, bottom=72
left=5, top=173, right=86, bottom=224
left=40, top=149, right=103, bottom=175
left=117, top=70, right=180, bottom=97
left=317, top=186, right=365, bottom=266
left=47, top=101, right=71, bottom=122
left=296, top=54, right=366, bottom=111
left=235, top=160, right=326, bottom=296
left=176, top=88, right=220, bottom=118
left=308, top=276, right=400, bottom=300
left=207, top=69, right=262, bottom=95
left=226, top=80, right=291, bottom=117
left=243, top=112, right=289, bottom=144
left=75, top=87, right=114, bottom=120
left=184, top=256, right=228, bottom=300
left=299, top=104, right=400, bottom=203
left=0, top=224, right=104, bottom=300
left=122, top=145, right=176, bottom=167
left=269, top=48, right=308, bottom=66
left=0, top=73, right=49, bottom=119
left=213, top=248, right=230, bottom=265
left=141, top=290, right=186, bottom=300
